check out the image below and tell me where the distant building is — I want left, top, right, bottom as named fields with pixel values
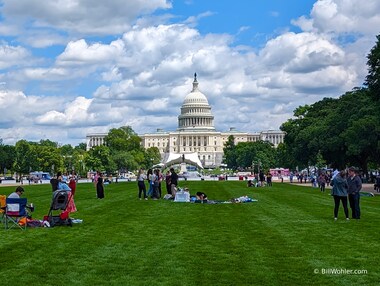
left=86, top=74, right=285, bottom=168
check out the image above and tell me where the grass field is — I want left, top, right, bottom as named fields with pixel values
left=0, top=180, right=379, bottom=286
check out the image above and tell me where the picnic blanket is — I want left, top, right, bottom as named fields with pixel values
left=191, top=196, right=257, bottom=204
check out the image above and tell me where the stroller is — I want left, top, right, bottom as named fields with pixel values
left=46, top=190, right=73, bottom=227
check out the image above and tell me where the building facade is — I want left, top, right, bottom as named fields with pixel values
left=86, top=74, right=285, bottom=168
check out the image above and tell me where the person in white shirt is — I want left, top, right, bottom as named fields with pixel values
left=7, top=186, right=25, bottom=212
left=8, top=186, right=24, bottom=199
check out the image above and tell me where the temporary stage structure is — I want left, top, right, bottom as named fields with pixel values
left=163, top=152, right=203, bottom=169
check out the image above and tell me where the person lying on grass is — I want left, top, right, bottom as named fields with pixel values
left=196, top=192, right=207, bottom=200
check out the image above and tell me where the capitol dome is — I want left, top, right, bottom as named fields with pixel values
left=182, top=84, right=209, bottom=106
left=177, top=73, right=215, bottom=131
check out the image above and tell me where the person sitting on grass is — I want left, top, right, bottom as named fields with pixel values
left=196, top=192, right=207, bottom=201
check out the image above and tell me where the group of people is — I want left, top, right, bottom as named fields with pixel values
left=4, top=164, right=367, bottom=226
left=330, top=167, right=362, bottom=220
left=246, top=171, right=273, bottom=187
left=137, top=167, right=178, bottom=200
left=4, top=171, right=78, bottom=227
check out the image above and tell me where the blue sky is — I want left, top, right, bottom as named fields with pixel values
left=168, top=0, right=315, bottom=41
left=0, top=0, right=379, bottom=146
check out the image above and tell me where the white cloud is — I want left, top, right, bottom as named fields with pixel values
left=56, top=39, right=125, bottom=66
left=35, top=96, right=92, bottom=126
left=0, top=0, right=172, bottom=36
left=22, top=32, right=68, bottom=48
left=0, top=44, right=31, bottom=69
left=23, top=67, right=70, bottom=80
left=259, top=32, right=344, bottom=72
left=183, top=11, right=215, bottom=27
left=145, top=98, right=169, bottom=112
left=101, top=67, right=123, bottom=82
left=0, top=23, right=21, bottom=36
left=293, top=0, right=380, bottom=35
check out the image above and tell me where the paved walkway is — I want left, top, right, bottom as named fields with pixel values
left=289, top=182, right=379, bottom=195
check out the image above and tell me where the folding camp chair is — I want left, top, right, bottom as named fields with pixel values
left=4, top=198, right=28, bottom=230
left=0, top=195, right=6, bottom=224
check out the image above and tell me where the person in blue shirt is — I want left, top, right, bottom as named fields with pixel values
left=330, top=170, right=349, bottom=220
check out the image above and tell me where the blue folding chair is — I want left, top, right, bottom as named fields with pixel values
left=4, top=198, right=28, bottom=230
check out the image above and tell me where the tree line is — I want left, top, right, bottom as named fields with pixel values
left=223, top=35, right=380, bottom=174
left=0, top=126, right=161, bottom=179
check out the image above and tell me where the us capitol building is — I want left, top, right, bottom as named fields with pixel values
left=86, top=74, right=285, bottom=168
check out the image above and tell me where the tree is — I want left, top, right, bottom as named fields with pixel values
left=85, top=145, right=115, bottom=174
left=274, top=143, right=296, bottom=169
left=365, top=34, right=380, bottom=101
left=102, top=126, right=148, bottom=172
left=0, top=142, right=16, bottom=175
left=144, top=147, right=162, bottom=167
left=13, top=140, right=37, bottom=179
left=315, top=150, right=327, bottom=169
left=112, top=151, right=136, bottom=173
left=364, top=34, right=380, bottom=167
left=35, top=144, right=64, bottom=174
left=71, top=149, right=87, bottom=177
left=60, top=144, right=75, bottom=172
left=39, top=139, right=58, bottom=148
left=280, top=104, right=316, bottom=170
left=235, top=141, right=276, bottom=172
left=105, top=126, right=142, bottom=152
left=75, top=143, right=87, bottom=151
left=281, top=88, right=379, bottom=171
left=342, top=115, right=379, bottom=173
left=223, top=135, right=237, bottom=169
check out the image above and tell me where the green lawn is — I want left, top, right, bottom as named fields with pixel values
left=0, top=181, right=378, bottom=286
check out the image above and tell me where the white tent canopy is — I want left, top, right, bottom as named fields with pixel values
left=163, top=152, right=203, bottom=169
left=152, top=163, right=165, bottom=169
